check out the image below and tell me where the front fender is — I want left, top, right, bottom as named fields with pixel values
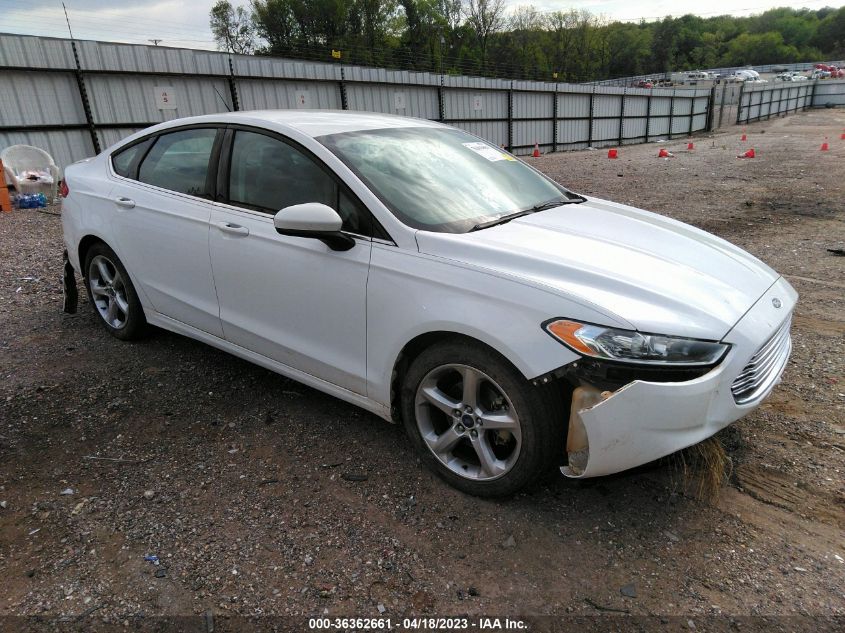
left=365, top=244, right=625, bottom=407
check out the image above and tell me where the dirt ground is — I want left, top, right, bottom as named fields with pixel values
left=1, top=109, right=844, bottom=630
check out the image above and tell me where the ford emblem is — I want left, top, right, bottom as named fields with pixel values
left=772, top=298, right=782, bottom=309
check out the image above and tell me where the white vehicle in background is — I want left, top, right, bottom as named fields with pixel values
left=734, top=69, right=768, bottom=83
left=60, top=111, right=796, bottom=497
left=670, top=70, right=710, bottom=84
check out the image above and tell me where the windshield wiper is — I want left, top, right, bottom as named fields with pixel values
left=469, top=194, right=585, bottom=232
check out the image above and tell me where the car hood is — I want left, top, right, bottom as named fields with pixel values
left=415, top=197, right=781, bottom=340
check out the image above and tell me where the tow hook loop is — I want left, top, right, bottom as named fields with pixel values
left=62, top=250, right=78, bottom=314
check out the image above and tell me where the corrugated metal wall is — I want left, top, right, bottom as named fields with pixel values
left=0, top=33, right=746, bottom=169
left=737, top=81, right=821, bottom=124
left=813, top=79, right=845, bottom=107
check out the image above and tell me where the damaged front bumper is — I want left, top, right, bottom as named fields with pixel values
left=562, top=276, right=797, bottom=478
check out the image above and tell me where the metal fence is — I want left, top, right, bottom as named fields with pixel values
left=592, top=61, right=845, bottom=87
left=735, top=80, right=842, bottom=124
left=812, top=79, right=845, bottom=107
left=1, top=33, right=716, bottom=169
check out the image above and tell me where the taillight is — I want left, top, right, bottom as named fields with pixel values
left=59, top=180, right=69, bottom=198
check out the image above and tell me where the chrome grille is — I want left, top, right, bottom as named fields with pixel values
left=731, top=317, right=792, bottom=405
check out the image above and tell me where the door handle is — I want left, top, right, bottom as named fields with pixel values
left=114, top=196, right=135, bottom=209
left=217, top=221, right=249, bottom=237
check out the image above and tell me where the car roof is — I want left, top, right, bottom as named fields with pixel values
left=151, top=110, right=446, bottom=139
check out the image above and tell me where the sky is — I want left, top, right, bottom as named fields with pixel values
left=1, top=0, right=841, bottom=50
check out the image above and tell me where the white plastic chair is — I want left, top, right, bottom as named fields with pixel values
left=1, top=144, right=61, bottom=200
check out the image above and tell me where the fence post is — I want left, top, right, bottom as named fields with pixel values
left=765, top=86, right=774, bottom=120
left=587, top=86, right=595, bottom=148
left=69, top=41, right=100, bottom=155
left=618, top=88, right=625, bottom=147
left=437, top=75, right=445, bottom=122
left=735, top=82, right=745, bottom=125
left=668, top=89, right=676, bottom=139
left=687, top=91, right=695, bottom=136
left=805, top=81, right=817, bottom=111
left=706, top=86, right=716, bottom=132
left=717, top=83, right=728, bottom=128
left=227, top=56, right=240, bottom=111
left=339, top=66, right=349, bottom=111
left=645, top=90, right=652, bottom=142
left=551, top=85, right=558, bottom=153
left=507, top=81, right=513, bottom=152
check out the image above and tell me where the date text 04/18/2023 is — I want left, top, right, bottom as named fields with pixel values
left=307, top=617, right=528, bottom=630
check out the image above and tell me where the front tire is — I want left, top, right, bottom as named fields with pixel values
left=401, top=339, right=564, bottom=497
left=83, top=243, right=146, bottom=340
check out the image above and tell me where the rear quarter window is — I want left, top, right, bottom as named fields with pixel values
left=111, top=139, right=152, bottom=178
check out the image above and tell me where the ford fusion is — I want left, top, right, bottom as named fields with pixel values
left=61, top=111, right=796, bottom=496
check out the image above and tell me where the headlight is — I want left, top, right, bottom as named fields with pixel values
left=544, top=319, right=728, bottom=366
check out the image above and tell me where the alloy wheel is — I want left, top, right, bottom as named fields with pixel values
left=414, top=364, right=522, bottom=481
left=88, top=255, right=130, bottom=329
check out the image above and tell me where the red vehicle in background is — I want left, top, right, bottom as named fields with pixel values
left=814, top=63, right=844, bottom=77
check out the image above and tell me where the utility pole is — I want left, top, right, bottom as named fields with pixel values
left=148, top=39, right=163, bottom=46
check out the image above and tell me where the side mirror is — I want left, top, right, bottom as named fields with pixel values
left=273, top=203, right=355, bottom=251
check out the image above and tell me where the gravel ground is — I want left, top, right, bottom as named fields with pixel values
left=1, top=109, right=844, bottom=630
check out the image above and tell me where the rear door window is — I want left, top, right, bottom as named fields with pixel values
left=137, top=128, right=218, bottom=198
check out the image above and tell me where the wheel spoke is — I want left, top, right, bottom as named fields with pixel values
left=472, top=435, right=506, bottom=478
left=96, top=259, right=113, bottom=284
left=420, top=385, right=460, bottom=416
left=105, top=299, right=118, bottom=324
left=90, top=280, right=109, bottom=297
left=426, top=427, right=462, bottom=457
left=114, top=292, right=129, bottom=315
left=461, top=367, right=481, bottom=409
left=479, top=410, right=518, bottom=430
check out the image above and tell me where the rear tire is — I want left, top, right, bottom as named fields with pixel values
left=401, top=339, right=564, bottom=497
left=83, top=243, right=146, bottom=341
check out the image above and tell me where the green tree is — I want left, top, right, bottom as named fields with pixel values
left=813, top=7, right=845, bottom=56
left=722, top=31, right=799, bottom=66
left=210, top=0, right=256, bottom=54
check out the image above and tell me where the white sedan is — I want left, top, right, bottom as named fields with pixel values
left=61, top=111, right=796, bottom=496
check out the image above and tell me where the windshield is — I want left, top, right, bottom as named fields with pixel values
left=318, top=127, right=572, bottom=233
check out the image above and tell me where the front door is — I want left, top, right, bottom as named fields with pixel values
left=208, top=129, right=375, bottom=393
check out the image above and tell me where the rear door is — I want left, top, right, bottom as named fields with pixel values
left=208, top=127, right=377, bottom=393
left=109, top=127, right=224, bottom=337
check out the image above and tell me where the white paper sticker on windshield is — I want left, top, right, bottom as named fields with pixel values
left=463, top=142, right=514, bottom=162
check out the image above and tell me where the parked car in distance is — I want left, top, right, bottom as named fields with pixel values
left=634, top=80, right=654, bottom=88
left=776, top=72, right=808, bottom=82
left=60, top=111, right=797, bottom=497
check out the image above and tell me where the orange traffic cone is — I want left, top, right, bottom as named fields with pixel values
left=741, top=132, right=747, bottom=142
left=532, top=142, right=541, bottom=158
left=658, top=148, right=673, bottom=158
left=820, top=138, right=829, bottom=151
left=840, top=131, right=845, bottom=140
left=687, top=142, right=695, bottom=150
left=607, top=148, right=618, bottom=159
left=738, top=148, right=756, bottom=159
